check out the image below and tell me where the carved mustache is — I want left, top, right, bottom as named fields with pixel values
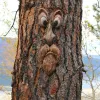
left=37, top=44, right=60, bottom=65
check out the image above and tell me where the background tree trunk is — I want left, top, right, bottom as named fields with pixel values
left=12, top=0, right=83, bottom=100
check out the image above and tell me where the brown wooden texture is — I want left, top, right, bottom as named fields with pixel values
left=12, top=0, right=83, bottom=100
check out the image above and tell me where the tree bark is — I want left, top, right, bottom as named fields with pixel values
left=12, top=0, right=83, bottom=100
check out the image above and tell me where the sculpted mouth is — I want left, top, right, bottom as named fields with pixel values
left=37, top=44, right=60, bottom=75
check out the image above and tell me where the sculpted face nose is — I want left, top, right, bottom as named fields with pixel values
left=43, top=24, right=56, bottom=46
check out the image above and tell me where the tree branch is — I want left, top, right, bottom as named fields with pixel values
left=4, top=9, right=19, bottom=36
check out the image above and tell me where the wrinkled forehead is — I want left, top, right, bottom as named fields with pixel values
left=40, top=0, right=63, bottom=10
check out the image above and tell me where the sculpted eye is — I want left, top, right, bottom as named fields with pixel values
left=40, top=16, right=48, bottom=27
left=53, top=15, right=62, bottom=28
left=52, top=10, right=63, bottom=29
left=38, top=9, right=48, bottom=28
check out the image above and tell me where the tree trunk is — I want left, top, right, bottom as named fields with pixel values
left=12, top=0, right=83, bottom=100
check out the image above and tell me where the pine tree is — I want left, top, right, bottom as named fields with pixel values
left=12, top=0, right=83, bottom=100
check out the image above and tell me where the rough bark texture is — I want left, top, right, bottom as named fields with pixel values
left=12, top=0, right=83, bottom=100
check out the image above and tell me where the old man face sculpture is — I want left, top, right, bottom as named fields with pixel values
left=37, top=8, right=63, bottom=75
